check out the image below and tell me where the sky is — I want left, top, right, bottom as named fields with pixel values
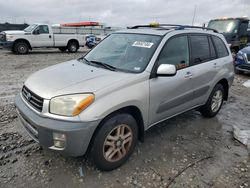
left=0, top=0, right=249, bottom=27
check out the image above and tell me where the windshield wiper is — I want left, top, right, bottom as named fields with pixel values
left=89, top=60, right=117, bottom=71
left=79, top=57, right=117, bottom=71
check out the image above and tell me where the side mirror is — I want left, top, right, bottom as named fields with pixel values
left=157, top=64, right=176, bottom=76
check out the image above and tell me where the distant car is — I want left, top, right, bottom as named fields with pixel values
left=85, top=34, right=105, bottom=49
left=85, top=34, right=97, bottom=48
left=235, top=45, right=250, bottom=74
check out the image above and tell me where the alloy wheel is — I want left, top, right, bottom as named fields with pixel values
left=103, top=124, right=133, bottom=162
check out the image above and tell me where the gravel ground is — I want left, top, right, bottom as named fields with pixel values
left=0, top=48, right=249, bottom=188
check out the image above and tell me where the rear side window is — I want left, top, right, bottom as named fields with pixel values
left=190, top=35, right=210, bottom=64
left=208, top=37, right=216, bottom=59
left=157, top=35, right=189, bottom=70
left=212, top=36, right=229, bottom=58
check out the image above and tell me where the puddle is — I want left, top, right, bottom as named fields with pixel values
left=243, top=80, right=250, bottom=88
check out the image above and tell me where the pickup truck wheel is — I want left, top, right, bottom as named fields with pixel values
left=14, top=42, right=29, bottom=54
left=90, top=113, right=138, bottom=171
left=67, top=42, right=78, bottom=53
left=199, top=84, right=225, bottom=118
left=58, top=47, right=67, bottom=52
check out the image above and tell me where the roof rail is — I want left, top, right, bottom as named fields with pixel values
left=176, top=25, right=218, bottom=33
left=128, top=24, right=182, bottom=29
left=128, top=24, right=218, bottom=33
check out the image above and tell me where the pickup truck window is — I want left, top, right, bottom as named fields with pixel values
left=208, top=20, right=239, bottom=33
left=83, top=33, right=162, bottom=73
left=24, top=24, right=37, bottom=32
left=34, top=25, right=49, bottom=34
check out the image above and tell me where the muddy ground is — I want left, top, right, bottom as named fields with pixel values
left=0, top=48, right=249, bottom=188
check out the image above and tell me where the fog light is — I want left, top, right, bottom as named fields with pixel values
left=53, top=133, right=66, bottom=149
left=53, top=140, right=65, bottom=148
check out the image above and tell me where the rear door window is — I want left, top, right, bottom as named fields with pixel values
left=208, top=36, right=217, bottom=59
left=212, top=36, right=229, bottom=58
left=190, top=35, right=210, bottom=65
left=157, top=35, right=189, bottom=70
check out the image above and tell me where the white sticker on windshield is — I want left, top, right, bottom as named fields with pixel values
left=134, top=67, right=141, bottom=71
left=132, top=41, right=154, bottom=48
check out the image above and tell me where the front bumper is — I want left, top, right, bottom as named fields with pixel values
left=15, top=94, right=100, bottom=156
left=236, top=64, right=250, bottom=73
left=0, top=41, right=14, bottom=49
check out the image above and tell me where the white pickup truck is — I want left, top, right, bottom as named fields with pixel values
left=0, top=23, right=86, bottom=54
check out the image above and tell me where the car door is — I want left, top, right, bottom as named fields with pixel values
left=31, top=25, right=53, bottom=47
left=149, top=35, right=196, bottom=125
left=188, top=34, right=221, bottom=106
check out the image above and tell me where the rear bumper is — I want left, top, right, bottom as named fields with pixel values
left=0, top=41, right=14, bottom=49
left=15, top=93, right=100, bottom=156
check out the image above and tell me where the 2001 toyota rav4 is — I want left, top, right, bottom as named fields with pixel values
left=15, top=24, right=234, bottom=171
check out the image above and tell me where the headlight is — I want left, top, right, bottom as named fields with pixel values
left=50, top=94, right=95, bottom=116
left=6, top=34, right=14, bottom=41
left=237, top=51, right=247, bottom=61
left=237, top=54, right=244, bottom=60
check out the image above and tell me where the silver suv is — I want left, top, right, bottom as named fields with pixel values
left=15, top=24, right=234, bottom=171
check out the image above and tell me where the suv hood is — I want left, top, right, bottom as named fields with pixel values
left=4, top=30, right=26, bottom=35
left=239, top=46, right=250, bottom=54
left=25, top=60, right=133, bottom=99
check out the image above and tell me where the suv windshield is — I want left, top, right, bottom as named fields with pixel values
left=24, top=24, right=37, bottom=32
left=208, top=20, right=239, bottom=33
left=83, top=33, right=162, bottom=73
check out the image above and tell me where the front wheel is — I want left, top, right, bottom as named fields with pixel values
left=90, top=113, right=138, bottom=171
left=199, top=84, right=225, bottom=118
left=14, top=42, right=29, bottom=54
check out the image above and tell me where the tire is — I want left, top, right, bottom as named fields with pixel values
left=199, top=84, right=225, bottom=118
left=58, top=47, right=67, bottom=52
left=67, top=41, right=78, bottom=53
left=90, top=113, right=138, bottom=171
left=14, top=42, right=29, bottom=54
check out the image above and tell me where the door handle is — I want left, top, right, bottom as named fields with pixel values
left=184, top=71, right=193, bottom=78
left=49, top=35, right=51, bottom=38
left=213, top=63, right=220, bottom=68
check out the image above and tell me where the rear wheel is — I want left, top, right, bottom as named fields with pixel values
left=58, top=47, right=67, bottom=52
left=90, top=113, right=138, bottom=171
left=199, top=84, right=225, bottom=118
left=67, top=41, right=78, bottom=53
left=14, top=42, right=29, bottom=54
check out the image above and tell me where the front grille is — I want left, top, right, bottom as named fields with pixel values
left=17, top=110, right=39, bottom=141
left=22, top=86, right=44, bottom=112
left=238, top=64, right=250, bottom=70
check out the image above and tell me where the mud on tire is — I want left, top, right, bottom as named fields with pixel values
left=90, top=113, right=138, bottom=171
left=199, top=84, right=225, bottom=118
